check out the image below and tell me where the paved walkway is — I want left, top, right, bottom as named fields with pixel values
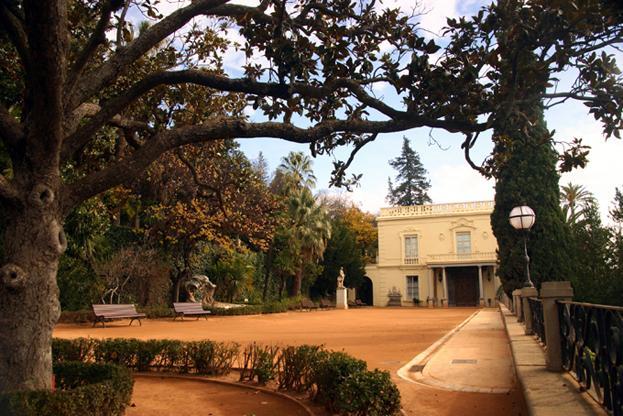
left=399, top=309, right=515, bottom=394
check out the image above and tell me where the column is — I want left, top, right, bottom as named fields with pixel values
left=512, top=289, right=523, bottom=321
left=541, top=281, right=574, bottom=371
left=477, top=265, right=484, bottom=306
left=427, top=268, right=434, bottom=308
left=442, top=267, right=448, bottom=307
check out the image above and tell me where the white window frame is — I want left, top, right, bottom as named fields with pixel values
left=406, top=275, right=419, bottom=301
left=456, top=231, right=472, bottom=255
left=404, top=235, right=419, bottom=264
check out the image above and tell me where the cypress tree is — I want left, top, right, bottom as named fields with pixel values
left=490, top=18, right=573, bottom=293
left=387, top=137, right=432, bottom=206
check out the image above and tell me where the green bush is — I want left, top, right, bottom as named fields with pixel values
left=312, top=351, right=367, bottom=408
left=0, top=362, right=133, bottom=416
left=335, top=370, right=401, bottom=416
left=52, top=338, right=95, bottom=363
left=239, top=344, right=280, bottom=385
left=51, top=338, right=402, bottom=414
left=184, top=340, right=239, bottom=375
left=279, top=345, right=325, bottom=392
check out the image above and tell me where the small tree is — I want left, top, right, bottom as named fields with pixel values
left=387, top=137, right=431, bottom=206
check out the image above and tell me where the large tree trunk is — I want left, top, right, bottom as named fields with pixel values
left=0, top=197, right=64, bottom=392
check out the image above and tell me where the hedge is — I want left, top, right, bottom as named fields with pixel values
left=52, top=338, right=401, bottom=415
left=0, top=362, right=133, bottom=416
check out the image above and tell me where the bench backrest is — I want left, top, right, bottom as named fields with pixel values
left=301, top=299, right=315, bottom=308
left=92, top=304, right=139, bottom=317
left=173, top=302, right=205, bottom=313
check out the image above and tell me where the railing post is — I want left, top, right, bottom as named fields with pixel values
left=521, top=287, right=538, bottom=335
left=512, top=289, right=523, bottom=321
left=540, top=281, right=573, bottom=371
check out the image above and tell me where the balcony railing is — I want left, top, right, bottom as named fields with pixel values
left=403, top=257, right=419, bottom=265
left=528, top=297, right=546, bottom=345
left=379, top=200, right=494, bottom=218
left=426, top=251, right=497, bottom=264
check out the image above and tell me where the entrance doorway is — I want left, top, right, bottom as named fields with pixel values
left=447, top=267, right=479, bottom=306
left=360, top=276, right=373, bottom=306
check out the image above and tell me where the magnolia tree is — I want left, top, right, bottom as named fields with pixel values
left=0, top=0, right=621, bottom=392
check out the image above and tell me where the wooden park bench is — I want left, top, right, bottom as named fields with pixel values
left=355, top=299, right=367, bottom=307
left=92, top=304, right=146, bottom=327
left=319, top=299, right=334, bottom=308
left=173, top=302, right=211, bottom=320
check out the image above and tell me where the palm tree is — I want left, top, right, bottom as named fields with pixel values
left=288, top=188, right=332, bottom=296
left=278, top=152, right=317, bottom=192
left=560, top=183, right=595, bottom=223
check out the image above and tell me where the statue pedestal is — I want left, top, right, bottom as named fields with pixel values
left=336, top=287, right=348, bottom=309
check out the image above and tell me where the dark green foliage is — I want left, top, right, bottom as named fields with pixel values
left=0, top=362, right=133, bottom=416
left=569, top=200, right=623, bottom=306
left=311, top=219, right=365, bottom=298
left=387, top=137, right=431, bottom=206
left=491, top=108, right=573, bottom=293
left=312, top=351, right=367, bottom=408
left=335, top=370, right=401, bottom=416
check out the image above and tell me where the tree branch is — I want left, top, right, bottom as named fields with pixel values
left=0, top=2, right=31, bottom=69
left=65, top=0, right=123, bottom=98
left=66, top=117, right=472, bottom=211
left=62, top=70, right=434, bottom=160
left=66, top=0, right=231, bottom=112
left=0, top=103, right=24, bottom=148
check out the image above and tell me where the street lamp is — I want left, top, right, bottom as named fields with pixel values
left=509, top=205, right=536, bottom=288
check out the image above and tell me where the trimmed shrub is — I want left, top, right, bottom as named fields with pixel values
left=0, top=362, right=133, bottom=416
left=312, top=351, right=367, bottom=408
left=279, top=344, right=325, bottom=392
left=184, top=340, right=239, bottom=375
left=335, top=370, right=401, bottom=416
left=239, top=344, right=280, bottom=385
left=52, top=338, right=95, bottom=363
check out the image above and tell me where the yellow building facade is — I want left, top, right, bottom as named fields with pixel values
left=365, top=201, right=501, bottom=307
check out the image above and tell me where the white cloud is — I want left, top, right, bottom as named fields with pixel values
left=429, top=163, right=494, bottom=203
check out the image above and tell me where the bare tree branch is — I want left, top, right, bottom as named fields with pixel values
left=65, top=0, right=123, bottom=97
left=66, top=0, right=232, bottom=112
left=0, top=103, right=24, bottom=147
left=0, top=2, right=31, bottom=69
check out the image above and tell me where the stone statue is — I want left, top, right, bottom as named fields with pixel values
left=337, top=267, right=345, bottom=288
left=184, top=274, right=217, bottom=307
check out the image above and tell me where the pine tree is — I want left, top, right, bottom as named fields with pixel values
left=387, top=137, right=432, bottom=206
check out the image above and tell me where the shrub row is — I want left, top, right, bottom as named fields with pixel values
left=53, top=337, right=401, bottom=415
left=0, top=362, right=133, bottom=416
left=53, top=338, right=239, bottom=375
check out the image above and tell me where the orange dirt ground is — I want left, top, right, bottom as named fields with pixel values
left=55, top=307, right=527, bottom=416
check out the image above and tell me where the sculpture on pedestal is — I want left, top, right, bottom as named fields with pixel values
left=337, top=267, right=345, bottom=288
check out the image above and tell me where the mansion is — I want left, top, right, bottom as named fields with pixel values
left=365, top=201, right=501, bottom=307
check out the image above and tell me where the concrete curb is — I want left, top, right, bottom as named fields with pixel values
left=396, top=310, right=480, bottom=385
left=134, top=372, right=316, bottom=416
left=498, top=304, right=606, bottom=416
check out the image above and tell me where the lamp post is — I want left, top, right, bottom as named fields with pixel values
left=509, top=205, right=536, bottom=288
